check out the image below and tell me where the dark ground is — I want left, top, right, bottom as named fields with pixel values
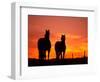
left=28, top=57, right=88, bottom=67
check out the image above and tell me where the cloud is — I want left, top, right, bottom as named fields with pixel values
left=66, top=34, right=82, bottom=39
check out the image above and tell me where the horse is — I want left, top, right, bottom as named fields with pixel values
left=55, top=35, right=66, bottom=60
left=38, top=30, right=51, bottom=60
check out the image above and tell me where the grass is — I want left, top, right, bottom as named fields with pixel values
left=28, top=57, right=88, bottom=67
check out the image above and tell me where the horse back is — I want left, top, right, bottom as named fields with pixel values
left=55, top=41, right=66, bottom=52
left=55, top=41, right=61, bottom=52
left=38, top=38, right=51, bottom=50
left=38, top=38, right=46, bottom=50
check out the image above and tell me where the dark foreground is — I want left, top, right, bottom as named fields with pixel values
left=28, top=57, right=88, bottom=67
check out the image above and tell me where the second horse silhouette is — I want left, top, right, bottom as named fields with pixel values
left=55, top=35, right=66, bottom=60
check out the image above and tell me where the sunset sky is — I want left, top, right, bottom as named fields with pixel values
left=28, top=15, right=88, bottom=59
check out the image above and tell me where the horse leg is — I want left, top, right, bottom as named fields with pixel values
left=39, top=50, right=41, bottom=60
left=44, top=51, right=46, bottom=60
left=39, top=50, right=43, bottom=64
left=48, top=49, right=50, bottom=60
left=56, top=51, right=58, bottom=60
left=58, top=52, right=61, bottom=60
left=63, top=51, right=65, bottom=59
left=42, top=50, right=46, bottom=60
left=61, top=52, right=63, bottom=60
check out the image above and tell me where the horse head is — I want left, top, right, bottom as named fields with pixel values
left=61, top=34, right=65, bottom=42
left=45, top=30, right=50, bottom=40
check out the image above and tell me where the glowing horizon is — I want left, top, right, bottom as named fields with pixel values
left=28, top=15, right=88, bottom=59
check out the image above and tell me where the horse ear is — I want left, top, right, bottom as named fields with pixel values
left=47, top=30, right=50, bottom=32
left=61, top=34, right=65, bottom=40
left=45, top=30, right=48, bottom=33
left=47, top=29, right=50, bottom=33
left=62, top=34, right=65, bottom=37
left=45, top=29, right=50, bottom=34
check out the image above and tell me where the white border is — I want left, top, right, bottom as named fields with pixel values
left=11, top=2, right=97, bottom=80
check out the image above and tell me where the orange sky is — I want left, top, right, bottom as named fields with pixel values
left=28, top=15, right=88, bottom=59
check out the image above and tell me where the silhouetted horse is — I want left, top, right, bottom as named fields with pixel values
left=38, top=30, right=51, bottom=60
left=55, top=35, right=66, bottom=60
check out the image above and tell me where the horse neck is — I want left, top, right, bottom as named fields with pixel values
left=45, top=38, right=50, bottom=41
left=61, top=40, right=65, bottom=44
left=45, top=35, right=50, bottom=40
